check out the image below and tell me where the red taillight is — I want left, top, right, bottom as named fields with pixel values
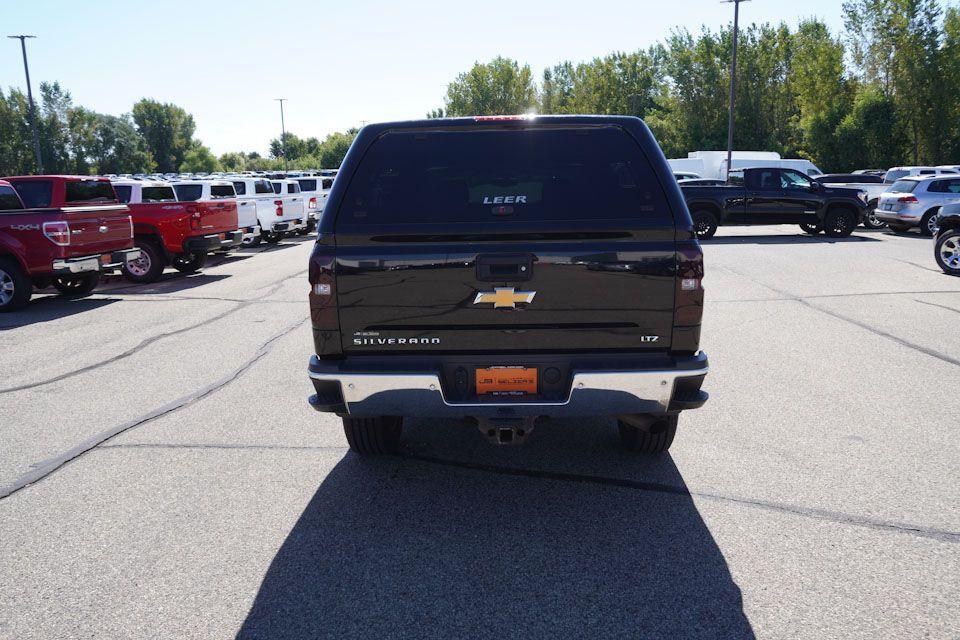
left=473, top=115, right=533, bottom=121
left=42, top=221, right=70, bottom=246
left=275, top=200, right=284, bottom=217
left=309, top=234, right=338, bottom=334
left=675, top=241, right=704, bottom=326
left=308, top=197, right=317, bottom=210
left=186, top=205, right=201, bottom=231
left=898, top=195, right=919, bottom=203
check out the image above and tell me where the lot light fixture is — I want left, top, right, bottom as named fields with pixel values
left=7, top=35, right=43, bottom=173
left=722, top=0, right=750, bottom=181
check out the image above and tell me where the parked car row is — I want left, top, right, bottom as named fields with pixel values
left=0, top=172, right=332, bottom=311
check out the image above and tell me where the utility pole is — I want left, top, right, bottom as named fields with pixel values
left=275, top=98, right=288, bottom=172
left=8, top=35, right=43, bottom=173
left=722, top=0, right=748, bottom=181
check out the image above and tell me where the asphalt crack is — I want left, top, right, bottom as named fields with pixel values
left=0, top=269, right=307, bottom=394
left=400, top=453, right=960, bottom=544
left=0, top=317, right=307, bottom=500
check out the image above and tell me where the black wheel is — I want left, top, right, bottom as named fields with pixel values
left=618, top=415, right=678, bottom=454
left=243, top=233, right=262, bottom=247
left=52, top=272, right=100, bottom=297
left=296, top=227, right=310, bottom=236
left=823, top=208, right=856, bottom=238
left=122, top=239, right=166, bottom=283
left=342, top=416, right=403, bottom=455
left=800, top=223, right=822, bottom=235
left=263, top=232, right=281, bottom=244
left=862, top=204, right=886, bottom=229
left=934, top=229, right=960, bottom=276
left=0, top=256, right=32, bottom=312
left=172, top=252, right=206, bottom=273
left=920, top=210, right=939, bottom=237
left=691, top=210, right=718, bottom=239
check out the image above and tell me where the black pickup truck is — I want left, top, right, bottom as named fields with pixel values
left=307, top=115, right=708, bottom=455
left=681, top=167, right=869, bottom=239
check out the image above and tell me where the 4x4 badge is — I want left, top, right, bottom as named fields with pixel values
left=473, top=287, right=536, bottom=309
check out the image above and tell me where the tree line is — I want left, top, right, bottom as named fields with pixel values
left=434, top=0, right=960, bottom=171
left=0, top=84, right=357, bottom=176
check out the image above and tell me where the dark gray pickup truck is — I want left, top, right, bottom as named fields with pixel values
left=681, top=167, right=869, bottom=239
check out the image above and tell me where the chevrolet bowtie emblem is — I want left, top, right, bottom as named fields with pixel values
left=473, top=287, right=536, bottom=309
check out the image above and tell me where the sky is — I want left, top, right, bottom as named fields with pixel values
left=1, top=0, right=848, bottom=156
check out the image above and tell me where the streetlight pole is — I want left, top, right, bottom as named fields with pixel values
left=274, top=98, right=288, bottom=172
left=722, top=0, right=748, bottom=181
left=8, top=35, right=43, bottom=173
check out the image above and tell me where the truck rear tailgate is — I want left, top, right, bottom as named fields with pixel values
left=60, top=205, right=133, bottom=256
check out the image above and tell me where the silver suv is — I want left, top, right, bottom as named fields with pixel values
left=876, top=175, right=960, bottom=236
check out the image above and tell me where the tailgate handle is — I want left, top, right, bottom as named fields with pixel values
left=476, top=254, right=534, bottom=282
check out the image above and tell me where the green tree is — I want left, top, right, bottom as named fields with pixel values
left=179, top=143, right=221, bottom=173
left=92, top=114, right=155, bottom=174
left=132, top=99, right=196, bottom=172
left=316, top=130, right=357, bottom=168
left=442, top=57, right=538, bottom=116
left=219, top=151, right=248, bottom=172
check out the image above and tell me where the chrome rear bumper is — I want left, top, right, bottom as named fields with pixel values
left=307, top=354, right=708, bottom=418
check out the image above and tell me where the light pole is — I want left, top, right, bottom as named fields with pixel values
left=722, top=0, right=748, bottom=181
left=8, top=35, right=43, bottom=173
left=274, top=98, right=288, bottom=172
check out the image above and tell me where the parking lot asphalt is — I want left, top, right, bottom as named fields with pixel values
left=1, top=227, right=958, bottom=639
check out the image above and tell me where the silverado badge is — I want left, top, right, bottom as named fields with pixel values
left=473, top=287, right=536, bottom=309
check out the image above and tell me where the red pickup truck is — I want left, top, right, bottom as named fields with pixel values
left=0, top=176, right=140, bottom=311
left=111, top=180, right=241, bottom=283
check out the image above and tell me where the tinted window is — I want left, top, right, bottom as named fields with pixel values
left=10, top=180, right=52, bottom=208
left=751, top=170, right=780, bottom=191
left=255, top=180, right=273, bottom=194
left=271, top=182, right=282, bottom=194
left=889, top=180, right=919, bottom=193
left=210, top=185, right=235, bottom=199
left=232, top=181, right=247, bottom=195
left=142, top=186, right=176, bottom=202
left=297, top=179, right=317, bottom=191
left=931, top=179, right=960, bottom=194
left=173, top=184, right=203, bottom=201
left=781, top=170, right=811, bottom=189
left=114, top=185, right=133, bottom=204
left=0, top=186, right=23, bottom=210
left=322, top=179, right=333, bottom=189
left=287, top=183, right=300, bottom=194
left=338, top=127, right=671, bottom=226
left=65, top=180, right=116, bottom=203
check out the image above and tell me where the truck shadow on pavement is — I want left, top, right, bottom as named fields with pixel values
left=237, top=418, right=755, bottom=640
left=705, top=233, right=880, bottom=245
left=0, top=295, right=119, bottom=329
left=97, top=273, right=232, bottom=296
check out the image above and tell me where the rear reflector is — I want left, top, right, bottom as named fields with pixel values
left=675, top=241, right=704, bottom=326
left=309, top=235, right=338, bottom=331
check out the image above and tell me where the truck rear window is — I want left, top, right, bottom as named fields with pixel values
left=297, top=179, right=317, bottom=191
left=210, top=185, right=235, bottom=199
left=255, top=180, right=274, bottom=195
left=9, top=180, right=52, bottom=208
left=114, top=185, right=133, bottom=204
left=174, top=185, right=202, bottom=201
left=232, top=181, right=247, bottom=195
left=142, top=186, right=176, bottom=202
left=65, top=180, right=116, bottom=203
left=337, top=126, right=671, bottom=226
left=0, top=186, right=23, bottom=210
left=322, top=179, right=333, bottom=189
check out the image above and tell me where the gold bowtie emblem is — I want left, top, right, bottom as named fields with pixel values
left=473, top=287, right=536, bottom=309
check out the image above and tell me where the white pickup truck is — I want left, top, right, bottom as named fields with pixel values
left=228, top=177, right=302, bottom=245
left=170, top=180, right=255, bottom=245
left=269, top=179, right=307, bottom=240
left=291, top=176, right=334, bottom=232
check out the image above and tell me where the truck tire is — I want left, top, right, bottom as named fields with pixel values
left=823, top=208, right=856, bottom=238
left=0, top=256, right=32, bottom=312
left=800, top=223, right=822, bottom=235
left=920, top=210, right=939, bottom=237
left=172, top=252, right=206, bottom=274
left=691, top=210, right=718, bottom=239
left=122, top=240, right=166, bottom=283
left=52, top=272, right=100, bottom=297
left=243, top=233, right=262, bottom=247
left=618, top=415, right=678, bottom=454
left=262, top=232, right=281, bottom=244
left=934, top=229, right=960, bottom=275
left=342, top=416, right=403, bottom=455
